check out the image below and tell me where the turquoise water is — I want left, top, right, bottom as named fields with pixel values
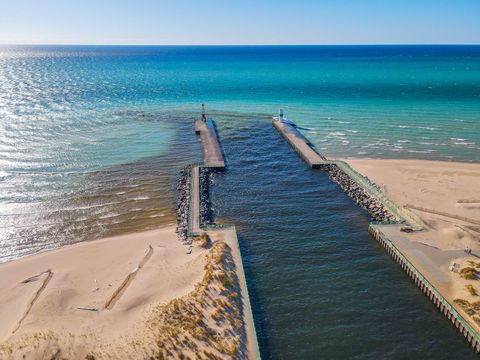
left=0, top=45, right=479, bottom=357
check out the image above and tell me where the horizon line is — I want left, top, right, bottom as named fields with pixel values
left=1, top=43, right=480, bottom=47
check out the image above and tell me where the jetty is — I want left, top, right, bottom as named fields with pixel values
left=194, top=107, right=225, bottom=168
left=272, top=113, right=480, bottom=352
left=272, top=118, right=330, bottom=169
left=189, top=165, right=201, bottom=235
left=370, top=223, right=480, bottom=352
left=181, top=106, right=260, bottom=359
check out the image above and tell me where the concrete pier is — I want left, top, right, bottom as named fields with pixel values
left=195, top=118, right=225, bottom=168
left=208, top=227, right=262, bottom=360
left=189, top=165, right=201, bottom=236
left=272, top=119, right=330, bottom=168
left=272, top=118, right=423, bottom=228
left=272, top=114, right=478, bottom=352
left=370, top=224, right=480, bottom=352
left=190, top=115, right=261, bottom=358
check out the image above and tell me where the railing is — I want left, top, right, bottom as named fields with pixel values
left=335, top=160, right=424, bottom=228
left=370, top=223, right=480, bottom=345
left=204, top=223, right=236, bottom=231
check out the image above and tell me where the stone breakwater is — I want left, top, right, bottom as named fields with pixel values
left=176, top=165, right=191, bottom=243
left=176, top=165, right=215, bottom=241
left=324, top=164, right=398, bottom=223
left=199, top=167, right=214, bottom=228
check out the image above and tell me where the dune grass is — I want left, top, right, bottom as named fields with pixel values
left=148, top=240, right=245, bottom=360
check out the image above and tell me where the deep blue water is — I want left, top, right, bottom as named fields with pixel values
left=211, top=119, right=477, bottom=359
left=0, top=45, right=479, bottom=357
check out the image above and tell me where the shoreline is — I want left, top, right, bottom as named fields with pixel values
left=344, top=157, right=480, bottom=350
left=1, top=156, right=478, bottom=356
left=0, top=226, right=206, bottom=355
left=0, top=115, right=260, bottom=359
left=342, top=156, right=480, bottom=164
left=0, top=221, right=177, bottom=266
left=0, top=224, right=258, bottom=359
left=274, top=117, right=480, bottom=351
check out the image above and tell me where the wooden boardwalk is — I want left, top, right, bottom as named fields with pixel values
left=195, top=118, right=225, bottom=168
left=272, top=119, right=330, bottom=168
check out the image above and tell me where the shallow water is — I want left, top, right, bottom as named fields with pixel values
left=1, top=45, right=479, bottom=261
left=0, top=45, right=479, bottom=357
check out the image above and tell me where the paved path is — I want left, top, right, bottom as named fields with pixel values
left=377, top=224, right=464, bottom=291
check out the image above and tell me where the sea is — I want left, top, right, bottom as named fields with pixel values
left=0, top=45, right=479, bottom=358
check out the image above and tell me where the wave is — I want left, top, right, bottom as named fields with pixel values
left=407, top=149, right=435, bottom=153
left=454, top=142, right=475, bottom=146
left=131, top=196, right=151, bottom=201
left=147, top=213, right=165, bottom=218
left=328, top=131, right=346, bottom=137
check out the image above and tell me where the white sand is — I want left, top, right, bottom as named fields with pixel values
left=0, top=226, right=206, bottom=358
left=346, top=159, right=480, bottom=250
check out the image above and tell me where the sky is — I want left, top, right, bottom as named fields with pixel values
left=0, top=0, right=479, bottom=45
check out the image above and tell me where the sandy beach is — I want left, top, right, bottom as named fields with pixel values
left=0, top=223, right=256, bottom=359
left=346, top=158, right=480, bottom=251
left=0, top=226, right=205, bottom=358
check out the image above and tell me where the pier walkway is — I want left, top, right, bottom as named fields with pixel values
left=272, top=114, right=480, bottom=351
left=191, top=113, right=261, bottom=358
left=273, top=119, right=330, bottom=169
left=272, top=118, right=423, bottom=229
left=189, top=165, right=201, bottom=236
left=195, top=118, right=225, bottom=168
left=371, top=223, right=480, bottom=351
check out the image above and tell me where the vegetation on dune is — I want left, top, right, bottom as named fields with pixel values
left=0, top=240, right=246, bottom=360
left=466, top=284, right=478, bottom=296
left=147, top=240, right=245, bottom=360
left=459, top=266, right=479, bottom=280
left=468, top=261, right=480, bottom=269
left=454, top=298, right=480, bottom=324
left=195, top=232, right=210, bottom=249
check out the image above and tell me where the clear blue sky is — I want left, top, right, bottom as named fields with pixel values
left=0, top=0, right=479, bottom=45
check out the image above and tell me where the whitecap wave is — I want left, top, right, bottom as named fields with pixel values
left=418, top=126, right=438, bottom=131
left=132, top=196, right=151, bottom=201
left=328, top=131, right=346, bottom=137
left=454, top=142, right=475, bottom=146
